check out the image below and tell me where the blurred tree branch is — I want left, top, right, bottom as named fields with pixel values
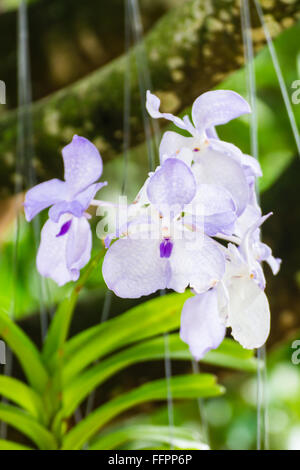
left=0, top=0, right=299, bottom=196
left=0, top=0, right=176, bottom=107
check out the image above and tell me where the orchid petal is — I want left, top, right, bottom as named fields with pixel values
left=75, top=182, right=107, bottom=210
left=24, top=179, right=68, bottom=221
left=203, top=213, right=236, bottom=236
left=66, top=216, right=92, bottom=276
left=228, top=277, right=270, bottom=349
left=175, top=148, right=195, bottom=167
left=37, top=218, right=72, bottom=286
left=37, top=215, right=91, bottom=286
left=193, top=147, right=249, bottom=216
left=234, top=204, right=261, bottom=239
left=192, top=90, right=251, bottom=132
left=180, top=290, right=226, bottom=360
left=257, top=242, right=281, bottom=276
left=168, top=236, right=225, bottom=293
left=62, top=135, right=103, bottom=194
left=159, top=131, right=194, bottom=163
left=184, top=184, right=237, bottom=236
left=102, top=238, right=169, bottom=298
left=266, top=255, right=282, bottom=275
left=209, top=140, right=262, bottom=179
left=146, top=91, right=188, bottom=130
left=49, top=200, right=84, bottom=223
left=242, top=154, right=263, bottom=178
left=196, top=184, right=236, bottom=215
left=209, top=139, right=243, bottom=164
left=240, top=213, right=272, bottom=263
left=206, top=126, right=219, bottom=139
left=147, top=158, right=196, bottom=212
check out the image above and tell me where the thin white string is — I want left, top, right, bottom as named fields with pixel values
left=163, top=331, right=175, bottom=449
left=241, top=0, right=268, bottom=449
left=241, top=0, right=258, bottom=161
left=122, top=0, right=132, bottom=196
left=261, top=345, right=269, bottom=449
left=192, top=360, right=210, bottom=446
left=18, top=0, right=49, bottom=341
left=128, top=0, right=160, bottom=171
left=82, top=291, right=113, bottom=420
left=256, top=345, right=269, bottom=449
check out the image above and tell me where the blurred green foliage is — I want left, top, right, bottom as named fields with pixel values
left=216, top=22, right=300, bottom=194
left=0, top=256, right=258, bottom=449
left=111, top=337, right=300, bottom=450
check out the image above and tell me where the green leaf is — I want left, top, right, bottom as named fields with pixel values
left=62, top=374, right=224, bottom=450
left=0, top=404, right=57, bottom=450
left=0, top=375, right=45, bottom=421
left=0, top=309, right=48, bottom=393
left=42, top=250, right=104, bottom=366
left=202, top=338, right=257, bottom=371
left=0, top=439, right=33, bottom=450
left=61, top=291, right=192, bottom=384
left=89, top=424, right=208, bottom=450
left=63, top=334, right=255, bottom=417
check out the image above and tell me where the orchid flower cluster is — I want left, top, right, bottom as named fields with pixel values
left=24, top=90, right=281, bottom=359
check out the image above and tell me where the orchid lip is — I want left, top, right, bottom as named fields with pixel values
left=56, top=219, right=72, bottom=237
left=160, top=238, right=173, bottom=258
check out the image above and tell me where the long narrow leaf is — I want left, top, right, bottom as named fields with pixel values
left=42, top=250, right=104, bottom=365
left=0, top=375, right=45, bottom=421
left=0, top=309, right=48, bottom=393
left=61, top=292, right=191, bottom=384
left=89, top=424, right=208, bottom=450
left=202, top=338, right=257, bottom=370
left=62, top=374, right=224, bottom=450
left=0, top=404, right=57, bottom=450
left=63, top=335, right=255, bottom=417
left=0, top=439, right=33, bottom=450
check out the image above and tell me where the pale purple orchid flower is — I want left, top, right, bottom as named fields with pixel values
left=183, top=182, right=237, bottom=237
left=180, top=289, right=226, bottom=360
left=24, top=135, right=106, bottom=222
left=24, top=135, right=106, bottom=285
left=180, top=272, right=270, bottom=359
left=146, top=90, right=254, bottom=216
left=146, top=89, right=251, bottom=141
left=102, top=158, right=226, bottom=298
left=236, top=212, right=281, bottom=289
left=180, top=213, right=281, bottom=358
left=225, top=212, right=280, bottom=346
left=36, top=214, right=92, bottom=286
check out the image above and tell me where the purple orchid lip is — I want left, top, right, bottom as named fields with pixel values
left=56, top=219, right=72, bottom=237
left=160, top=238, right=173, bottom=258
